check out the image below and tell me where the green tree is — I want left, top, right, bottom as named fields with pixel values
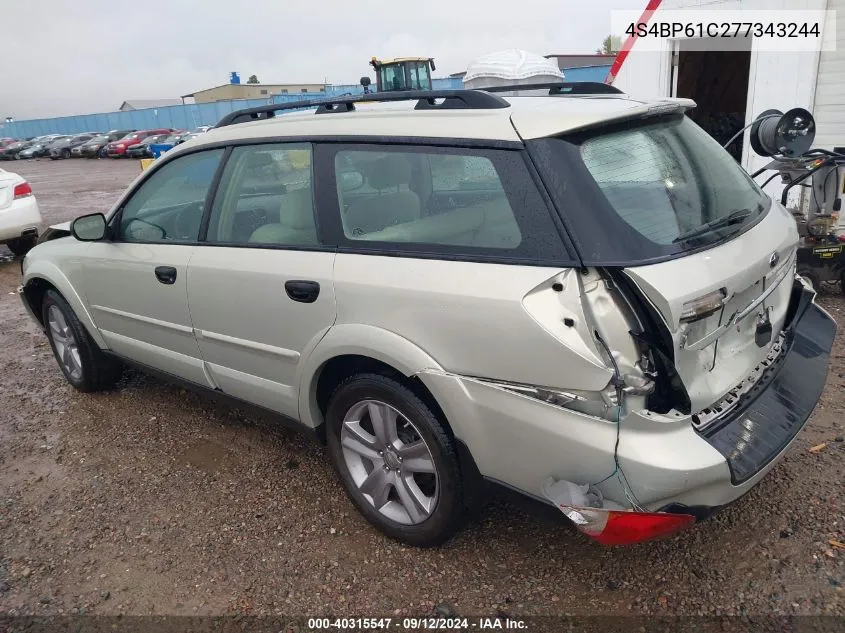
left=247, top=75, right=260, bottom=84
left=596, top=35, right=623, bottom=54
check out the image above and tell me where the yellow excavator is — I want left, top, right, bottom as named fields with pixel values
left=362, top=57, right=436, bottom=93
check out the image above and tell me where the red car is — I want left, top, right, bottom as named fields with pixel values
left=105, top=129, right=174, bottom=157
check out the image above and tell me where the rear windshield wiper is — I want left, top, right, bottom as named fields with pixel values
left=673, top=207, right=757, bottom=244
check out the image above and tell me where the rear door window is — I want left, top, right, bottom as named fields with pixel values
left=321, top=144, right=571, bottom=264
left=205, top=143, right=319, bottom=246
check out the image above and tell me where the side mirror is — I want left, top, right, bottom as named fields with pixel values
left=338, top=170, right=364, bottom=192
left=71, top=213, right=107, bottom=241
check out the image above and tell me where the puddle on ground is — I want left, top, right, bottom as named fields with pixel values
left=177, top=439, right=235, bottom=473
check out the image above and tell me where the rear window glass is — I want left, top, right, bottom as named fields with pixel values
left=580, top=117, right=766, bottom=246
left=530, top=115, right=770, bottom=265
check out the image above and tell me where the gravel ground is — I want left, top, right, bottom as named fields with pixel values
left=0, top=158, right=843, bottom=618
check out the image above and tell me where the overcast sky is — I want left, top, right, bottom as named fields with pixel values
left=3, top=0, right=646, bottom=120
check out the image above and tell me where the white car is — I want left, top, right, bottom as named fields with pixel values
left=0, top=168, right=41, bottom=256
left=18, top=86, right=836, bottom=547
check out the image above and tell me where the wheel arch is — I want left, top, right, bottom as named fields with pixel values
left=301, top=324, right=486, bottom=511
left=21, top=265, right=107, bottom=349
left=298, top=324, right=448, bottom=433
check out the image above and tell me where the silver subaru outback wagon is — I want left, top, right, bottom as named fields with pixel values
left=19, top=86, right=836, bottom=546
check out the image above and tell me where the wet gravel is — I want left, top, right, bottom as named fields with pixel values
left=0, top=159, right=843, bottom=618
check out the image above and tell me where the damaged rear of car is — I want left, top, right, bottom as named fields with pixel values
left=506, top=104, right=837, bottom=544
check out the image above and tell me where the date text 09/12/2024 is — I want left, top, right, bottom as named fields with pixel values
left=307, top=617, right=528, bottom=630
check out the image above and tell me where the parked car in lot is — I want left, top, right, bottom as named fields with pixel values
left=49, top=133, right=99, bottom=160
left=0, top=168, right=41, bottom=255
left=125, top=134, right=173, bottom=159
left=105, top=129, right=173, bottom=157
left=72, top=135, right=109, bottom=158
left=18, top=88, right=837, bottom=547
left=73, top=130, right=137, bottom=159
left=0, top=140, right=30, bottom=160
left=5, top=135, right=64, bottom=160
left=18, top=136, right=66, bottom=159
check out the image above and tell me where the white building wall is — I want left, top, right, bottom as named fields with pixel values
left=613, top=0, right=828, bottom=201
left=813, top=0, right=845, bottom=150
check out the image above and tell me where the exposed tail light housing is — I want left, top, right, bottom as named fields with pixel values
left=13, top=182, right=33, bottom=199
left=679, top=289, right=727, bottom=323
left=543, top=478, right=696, bottom=545
left=559, top=504, right=696, bottom=545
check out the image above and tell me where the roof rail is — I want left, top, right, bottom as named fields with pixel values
left=215, top=89, right=510, bottom=128
left=480, top=82, right=624, bottom=95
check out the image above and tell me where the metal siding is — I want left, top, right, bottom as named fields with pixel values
left=813, top=0, right=845, bottom=149
left=0, top=79, right=470, bottom=138
left=561, top=65, right=611, bottom=83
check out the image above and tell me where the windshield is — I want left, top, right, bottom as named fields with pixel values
left=87, top=136, right=108, bottom=143
left=530, top=115, right=769, bottom=265
left=119, top=133, right=138, bottom=141
left=378, top=64, right=408, bottom=91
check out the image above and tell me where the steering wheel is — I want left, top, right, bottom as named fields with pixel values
left=124, top=218, right=167, bottom=241
left=174, top=202, right=205, bottom=240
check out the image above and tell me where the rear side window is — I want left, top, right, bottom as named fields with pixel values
left=325, top=144, right=569, bottom=263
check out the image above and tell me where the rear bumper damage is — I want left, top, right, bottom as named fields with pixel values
left=421, top=279, right=835, bottom=545
left=543, top=281, right=836, bottom=543
left=695, top=284, right=836, bottom=484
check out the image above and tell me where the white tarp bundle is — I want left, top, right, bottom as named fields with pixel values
left=463, top=49, right=564, bottom=95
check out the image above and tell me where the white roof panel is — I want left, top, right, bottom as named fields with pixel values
left=177, top=94, right=696, bottom=153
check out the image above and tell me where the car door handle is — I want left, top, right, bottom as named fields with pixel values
left=154, top=266, right=177, bottom=285
left=285, top=280, right=320, bottom=303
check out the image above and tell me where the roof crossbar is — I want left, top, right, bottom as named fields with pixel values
left=214, top=83, right=624, bottom=128
left=480, top=82, right=624, bottom=95
left=215, top=89, right=510, bottom=128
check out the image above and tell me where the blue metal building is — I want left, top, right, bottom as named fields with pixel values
left=0, top=78, right=464, bottom=139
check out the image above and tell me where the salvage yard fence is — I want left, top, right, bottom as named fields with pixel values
left=1, top=79, right=464, bottom=139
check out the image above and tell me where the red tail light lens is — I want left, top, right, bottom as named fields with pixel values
left=13, top=182, right=33, bottom=199
left=559, top=505, right=696, bottom=545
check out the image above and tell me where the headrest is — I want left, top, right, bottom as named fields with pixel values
left=280, top=187, right=316, bottom=230
left=246, top=152, right=274, bottom=168
left=364, top=156, right=412, bottom=191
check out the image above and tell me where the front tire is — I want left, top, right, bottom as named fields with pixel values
left=42, top=290, right=122, bottom=392
left=326, top=373, right=465, bottom=547
left=6, top=236, right=37, bottom=257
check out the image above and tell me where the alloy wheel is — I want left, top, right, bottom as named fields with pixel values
left=340, top=399, right=438, bottom=525
left=47, top=305, right=83, bottom=381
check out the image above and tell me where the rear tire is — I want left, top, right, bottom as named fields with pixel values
left=325, top=373, right=465, bottom=547
left=42, top=290, right=122, bottom=392
left=6, top=236, right=37, bottom=257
